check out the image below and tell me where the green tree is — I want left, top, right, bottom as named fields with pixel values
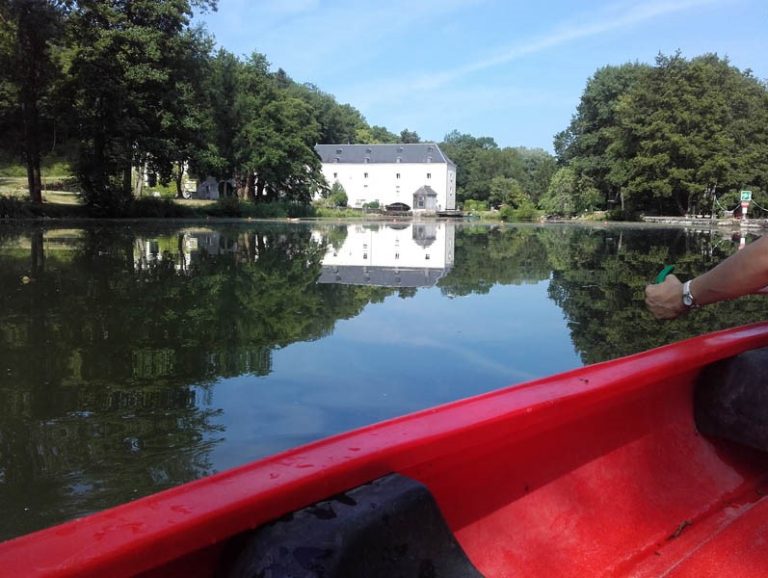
left=557, top=54, right=768, bottom=216
left=0, top=0, right=65, bottom=204
left=540, top=167, right=601, bottom=216
left=328, top=181, right=348, bottom=207
left=66, top=0, right=216, bottom=212
left=289, top=82, right=367, bottom=144
left=617, top=53, right=768, bottom=214
left=489, top=176, right=525, bottom=208
left=555, top=62, right=649, bottom=212
left=399, top=128, right=420, bottom=143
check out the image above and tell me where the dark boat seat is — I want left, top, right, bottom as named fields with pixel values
left=695, top=346, right=768, bottom=452
left=227, top=473, right=483, bottom=578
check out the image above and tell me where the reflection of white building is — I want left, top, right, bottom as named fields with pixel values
left=317, top=223, right=455, bottom=287
left=315, top=144, right=457, bottom=212
left=133, top=231, right=238, bottom=271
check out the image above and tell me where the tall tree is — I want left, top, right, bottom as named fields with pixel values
left=554, top=62, right=649, bottom=211
left=0, top=0, right=64, bottom=204
left=66, top=0, right=216, bottom=212
left=399, top=128, right=420, bottom=143
left=557, top=54, right=768, bottom=216
left=615, top=53, right=768, bottom=214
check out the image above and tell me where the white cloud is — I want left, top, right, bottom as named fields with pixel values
left=361, top=0, right=726, bottom=98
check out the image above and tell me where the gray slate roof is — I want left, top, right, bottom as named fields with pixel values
left=318, top=265, right=450, bottom=288
left=315, top=143, right=455, bottom=166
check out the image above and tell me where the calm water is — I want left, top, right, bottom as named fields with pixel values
left=1, top=221, right=766, bottom=540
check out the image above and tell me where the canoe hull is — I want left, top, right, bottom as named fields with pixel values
left=5, top=322, right=768, bottom=577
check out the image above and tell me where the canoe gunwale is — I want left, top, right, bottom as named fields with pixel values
left=4, top=322, right=768, bottom=577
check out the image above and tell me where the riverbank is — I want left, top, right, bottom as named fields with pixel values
left=642, top=215, right=768, bottom=230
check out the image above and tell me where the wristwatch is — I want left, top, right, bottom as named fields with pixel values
left=682, top=280, right=697, bottom=309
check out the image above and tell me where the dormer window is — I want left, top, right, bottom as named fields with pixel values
left=366, top=148, right=372, bottom=154
left=334, top=157, right=340, bottom=163
left=396, top=157, right=402, bottom=163
left=336, top=148, right=343, bottom=154
left=364, top=157, right=370, bottom=163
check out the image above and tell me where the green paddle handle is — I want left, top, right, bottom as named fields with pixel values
left=655, top=265, right=675, bottom=284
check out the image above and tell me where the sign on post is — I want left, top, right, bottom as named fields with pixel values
left=741, top=190, right=752, bottom=202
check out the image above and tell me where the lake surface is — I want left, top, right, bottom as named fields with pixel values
left=1, top=220, right=766, bottom=540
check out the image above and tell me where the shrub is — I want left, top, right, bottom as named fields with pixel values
left=0, top=196, right=35, bottom=218
left=127, top=197, right=192, bottom=218
left=205, top=199, right=315, bottom=219
left=463, top=199, right=488, bottom=212
left=499, top=203, right=540, bottom=222
left=209, top=196, right=243, bottom=217
left=328, top=182, right=348, bottom=207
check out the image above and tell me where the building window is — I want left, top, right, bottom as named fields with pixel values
left=427, top=173, right=431, bottom=179
left=334, top=157, right=340, bottom=163
left=333, top=172, right=338, bottom=178
left=364, top=172, right=368, bottom=178
left=336, top=148, right=343, bottom=154
left=396, top=173, right=400, bottom=179
left=364, top=157, right=370, bottom=163
left=396, top=157, right=401, bottom=163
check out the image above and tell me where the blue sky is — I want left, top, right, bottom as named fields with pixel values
left=198, top=0, right=767, bottom=152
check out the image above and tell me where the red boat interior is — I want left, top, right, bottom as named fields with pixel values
left=3, top=323, right=768, bottom=577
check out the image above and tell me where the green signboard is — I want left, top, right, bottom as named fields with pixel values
left=741, top=190, right=752, bottom=202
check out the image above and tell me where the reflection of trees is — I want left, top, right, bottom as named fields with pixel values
left=3, top=222, right=766, bottom=539
left=440, top=224, right=768, bottom=365
left=541, top=226, right=768, bottom=364
left=0, top=224, right=394, bottom=539
left=438, top=225, right=551, bottom=296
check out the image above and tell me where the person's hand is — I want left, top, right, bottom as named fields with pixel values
left=645, top=274, right=686, bottom=320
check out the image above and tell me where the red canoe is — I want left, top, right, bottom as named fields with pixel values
left=3, top=323, right=768, bottom=577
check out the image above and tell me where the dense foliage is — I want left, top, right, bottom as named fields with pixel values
left=0, top=1, right=428, bottom=212
left=439, top=130, right=557, bottom=210
left=554, top=53, right=768, bottom=217
left=2, top=2, right=766, bottom=219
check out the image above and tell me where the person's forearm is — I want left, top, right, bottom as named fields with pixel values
left=690, top=235, right=768, bottom=306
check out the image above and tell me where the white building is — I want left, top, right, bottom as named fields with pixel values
left=315, top=143, right=457, bottom=212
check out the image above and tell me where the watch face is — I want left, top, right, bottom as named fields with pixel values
left=683, top=294, right=693, bottom=306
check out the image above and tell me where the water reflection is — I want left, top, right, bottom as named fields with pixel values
left=318, top=222, right=454, bottom=287
left=0, top=222, right=765, bottom=541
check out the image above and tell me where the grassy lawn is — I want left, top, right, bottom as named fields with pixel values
left=176, top=198, right=216, bottom=209
left=0, top=177, right=82, bottom=204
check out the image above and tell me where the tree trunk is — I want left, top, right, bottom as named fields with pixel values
left=175, top=161, right=185, bottom=199
left=30, top=230, right=45, bottom=275
left=25, top=157, right=43, bottom=205
left=256, top=178, right=266, bottom=204
left=134, top=163, right=145, bottom=197
left=122, top=163, right=133, bottom=198
left=22, top=100, right=44, bottom=204
left=246, top=173, right=256, bottom=202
